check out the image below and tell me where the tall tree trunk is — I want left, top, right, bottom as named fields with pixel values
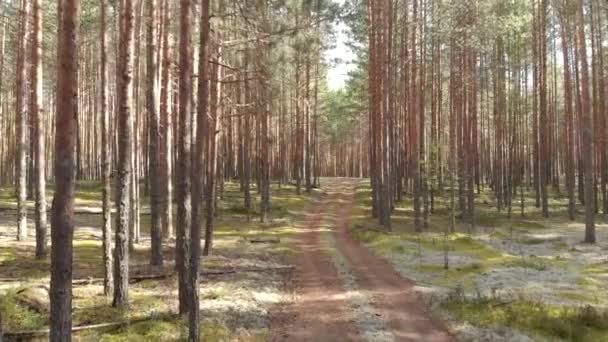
left=176, top=0, right=193, bottom=315
left=539, top=0, right=549, bottom=217
left=189, top=0, right=209, bottom=337
left=113, top=0, right=136, bottom=307
left=203, top=50, right=220, bottom=256
left=147, top=0, right=163, bottom=266
left=159, top=0, right=173, bottom=240
left=576, top=0, right=595, bottom=243
left=559, top=8, right=575, bottom=221
left=31, top=0, right=46, bottom=259
left=50, top=0, right=79, bottom=339
left=100, top=0, right=113, bottom=296
left=16, top=0, right=31, bottom=241
left=258, top=1, right=271, bottom=223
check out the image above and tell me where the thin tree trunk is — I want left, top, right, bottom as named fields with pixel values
left=31, top=0, right=46, bottom=259
left=176, top=0, right=193, bottom=315
left=16, top=0, right=31, bottom=241
left=159, top=0, right=173, bottom=240
left=576, top=0, right=595, bottom=243
left=100, top=0, right=113, bottom=296
left=189, top=0, right=209, bottom=337
left=203, top=50, right=219, bottom=256
left=113, top=0, right=136, bottom=307
left=147, top=0, right=163, bottom=266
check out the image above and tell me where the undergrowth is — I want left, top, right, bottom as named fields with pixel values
left=443, top=288, right=608, bottom=342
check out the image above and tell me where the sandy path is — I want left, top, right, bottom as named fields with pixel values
left=331, top=179, right=452, bottom=342
left=272, top=178, right=452, bottom=342
left=272, top=189, right=361, bottom=341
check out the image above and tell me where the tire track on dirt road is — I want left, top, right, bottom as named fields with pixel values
left=273, top=178, right=453, bottom=341
left=272, top=189, right=361, bottom=341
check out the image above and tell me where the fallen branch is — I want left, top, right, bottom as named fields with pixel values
left=125, top=266, right=294, bottom=283
left=0, top=266, right=295, bottom=286
left=3, top=313, right=177, bottom=339
left=248, top=238, right=280, bottom=244
left=491, top=301, right=515, bottom=308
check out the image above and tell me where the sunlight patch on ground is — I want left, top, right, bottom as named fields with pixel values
left=349, top=181, right=608, bottom=341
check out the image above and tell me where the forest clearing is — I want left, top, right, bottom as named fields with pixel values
left=1, top=0, right=608, bottom=341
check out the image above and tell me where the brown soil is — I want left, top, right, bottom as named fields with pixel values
left=272, top=178, right=453, bottom=342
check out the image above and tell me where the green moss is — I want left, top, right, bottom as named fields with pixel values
left=576, top=276, right=602, bottom=286
left=0, top=247, right=49, bottom=279
left=552, top=239, right=569, bottom=249
left=416, top=262, right=486, bottom=284
left=499, top=257, right=560, bottom=271
left=518, top=237, right=549, bottom=245
left=516, top=220, right=546, bottom=229
left=583, top=262, right=608, bottom=275
left=202, top=287, right=230, bottom=300
left=270, top=242, right=297, bottom=258
left=556, top=290, right=596, bottom=303
left=73, top=291, right=170, bottom=327
left=98, top=319, right=183, bottom=342
left=475, top=211, right=505, bottom=227
left=351, top=225, right=505, bottom=263
left=404, top=234, right=504, bottom=259
left=0, top=248, right=16, bottom=262
left=200, top=319, right=231, bottom=341
left=443, top=299, right=608, bottom=342
left=0, top=290, right=47, bottom=331
left=351, top=228, right=411, bottom=255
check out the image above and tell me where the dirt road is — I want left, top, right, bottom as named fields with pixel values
left=272, top=178, right=453, bottom=342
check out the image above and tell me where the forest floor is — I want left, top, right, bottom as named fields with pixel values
left=349, top=181, right=608, bottom=342
left=2, top=178, right=608, bottom=341
left=271, top=178, right=451, bottom=342
left=0, top=181, right=317, bottom=341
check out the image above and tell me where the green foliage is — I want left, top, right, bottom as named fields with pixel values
left=444, top=298, right=608, bottom=342
left=98, top=319, right=183, bottom=342
left=0, top=290, right=47, bottom=331
left=415, top=262, right=486, bottom=284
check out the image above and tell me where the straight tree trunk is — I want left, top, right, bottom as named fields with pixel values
left=576, top=0, right=595, bottom=243
left=100, top=0, right=113, bottom=296
left=31, top=0, right=46, bottom=259
left=203, top=52, right=220, bottom=256
left=114, top=0, right=136, bottom=307
left=176, top=0, right=193, bottom=315
left=159, top=0, right=173, bottom=239
left=16, top=0, right=31, bottom=241
left=558, top=8, right=575, bottom=221
left=50, top=0, right=79, bottom=339
left=147, top=0, right=163, bottom=266
left=189, top=0, right=210, bottom=338
left=539, top=0, right=549, bottom=218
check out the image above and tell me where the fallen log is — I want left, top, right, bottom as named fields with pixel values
left=1, top=266, right=295, bottom=286
left=248, top=238, right=281, bottom=244
left=3, top=313, right=177, bottom=340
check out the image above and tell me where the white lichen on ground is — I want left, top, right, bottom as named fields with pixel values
left=0, top=182, right=308, bottom=341
left=350, top=182, right=608, bottom=341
